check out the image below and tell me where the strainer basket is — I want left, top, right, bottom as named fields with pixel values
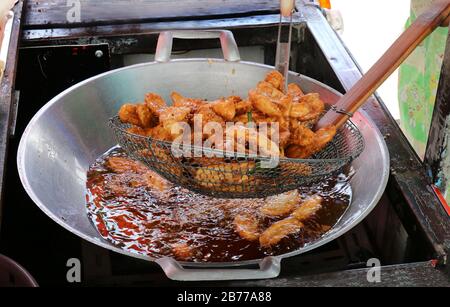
left=109, top=116, right=364, bottom=198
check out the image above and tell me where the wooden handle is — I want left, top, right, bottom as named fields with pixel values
left=315, top=0, right=450, bottom=130
left=280, top=0, right=295, bottom=17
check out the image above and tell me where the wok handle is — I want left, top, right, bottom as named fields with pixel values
left=315, top=0, right=450, bottom=130
left=155, top=30, right=241, bottom=63
left=155, top=256, right=281, bottom=281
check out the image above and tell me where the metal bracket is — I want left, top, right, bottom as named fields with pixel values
left=9, top=90, right=19, bottom=137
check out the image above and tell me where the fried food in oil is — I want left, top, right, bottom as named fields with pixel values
left=291, top=195, right=322, bottom=221
left=234, top=214, right=260, bottom=241
left=106, top=157, right=171, bottom=194
left=194, top=161, right=256, bottom=189
left=144, top=171, right=172, bottom=191
left=118, top=71, right=332, bottom=157
left=258, top=194, right=323, bottom=248
left=259, top=218, right=303, bottom=248
left=171, top=243, right=193, bottom=261
left=117, top=70, right=338, bottom=188
left=106, top=156, right=149, bottom=174
left=101, top=155, right=331, bottom=253
left=261, top=190, right=300, bottom=217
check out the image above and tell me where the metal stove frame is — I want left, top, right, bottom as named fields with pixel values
left=0, top=0, right=449, bottom=286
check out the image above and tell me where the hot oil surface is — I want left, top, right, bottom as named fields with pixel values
left=86, top=147, right=352, bottom=262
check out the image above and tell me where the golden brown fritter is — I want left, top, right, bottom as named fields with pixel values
left=297, top=93, right=325, bottom=121
left=235, top=99, right=252, bottom=116
left=288, top=83, right=304, bottom=98
left=249, top=89, right=282, bottom=117
left=265, top=70, right=285, bottom=91
left=171, top=243, right=193, bottom=261
left=257, top=81, right=285, bottom=100
left=290, top=124, right=316, bottom=147
left=211, top=97, right=237, bottom=121
left=260, top=190, right=300, bottom=217
left=259, top=217, right=303, bottom=248
left=127, top=126, right=147, bottom=136
left=145, top=93, right=166, bottom=115
left=171, top=91, right=205, bottom=110
left=106, top=156, right=149, bottom=174
left=285, top=125, right=337, bottom=159
left=292, top=196, right=322, bottom=221
left=117, top=71, right=336, bottom=167
left=234, top=214, right=260, bottom=241
left=119, top=104, right=142, bottom=126
left=136, top=104, right=157, bottom=128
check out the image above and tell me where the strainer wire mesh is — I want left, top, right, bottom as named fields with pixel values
left=109, top=116, right=364, bottom=198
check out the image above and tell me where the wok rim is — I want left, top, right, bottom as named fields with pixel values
left=17, top=58, right=390, bottom=268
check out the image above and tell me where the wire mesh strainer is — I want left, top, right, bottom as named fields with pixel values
left=109, top=116, right=364, bottom=198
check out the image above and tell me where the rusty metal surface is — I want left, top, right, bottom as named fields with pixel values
left=0, top=0, right=23, bottom=228
left=425, top=26, right=450, bottom=215
left=22, top=18, right=305, bottom=57
left=20, top=14, right=306, bottom=56
left=25, top=0, right=280, bottom=28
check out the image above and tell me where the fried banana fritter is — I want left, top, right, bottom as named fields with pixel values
left=261, top=190, right=300, bottom=217
left=211, top=97, right=238, bottom=121
left=117, top=70, right=337, bottom=188
left=285, top=125, right=337, bottom=159
left=145, top=93, right=166, bottom=114
left=259, top=217, right=303, bottom=248
left=291, top=196, right=323, bottom=221
left=171, top=91, right=205, bottom=110
left=234, top=214, right=260, bottom=241
left=119, top=104, right=141, bottom=127
left=257, top=194, right=323, bottom=248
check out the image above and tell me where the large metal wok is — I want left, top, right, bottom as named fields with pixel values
left=17, top=31, right=389, bottom=281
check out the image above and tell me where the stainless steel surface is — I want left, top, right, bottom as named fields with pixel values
left=156, top=256, right=281, bottom=281
left=155, top=30, right=241, bottom=63
left=17, top=32, right=389, bottom=280
left=275, top=12, right=293, bottom=92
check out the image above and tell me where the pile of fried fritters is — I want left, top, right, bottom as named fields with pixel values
left=118, top=70, right=336, bottom=159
